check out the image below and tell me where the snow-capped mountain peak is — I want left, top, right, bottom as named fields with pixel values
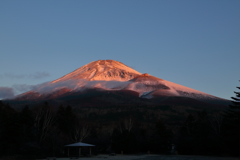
left=52, top=60, right=141, bottom=83
left=14, top=60, right=227, bottom=104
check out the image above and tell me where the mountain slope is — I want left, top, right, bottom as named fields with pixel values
left=125, top=73, right=225, bottom=103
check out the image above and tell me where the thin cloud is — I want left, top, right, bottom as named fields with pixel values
left=33, top=80, right=130, bottom=94
left=0, top=87, right=15, bottom=99
left=12, top=84, right=37, bottom=93
left=29, top=72, right=50, bottom=79
left=13, top=79, right=130, bottom=95
left=2, top=79, right=131, bottom=99
left=33, top=80, right=86, bottom=94
left=0, top=72, right=50, bottom=80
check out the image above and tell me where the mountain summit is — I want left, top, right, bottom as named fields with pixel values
left=52, top=60, right=141, bottom=83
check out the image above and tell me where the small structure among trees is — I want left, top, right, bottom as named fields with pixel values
left=64, top=142, right=95, bottom=157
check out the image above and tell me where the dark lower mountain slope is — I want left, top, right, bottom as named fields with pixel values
left=4, top=88, right=228, bottom=135
left=5, top=87, right=229, bottom=111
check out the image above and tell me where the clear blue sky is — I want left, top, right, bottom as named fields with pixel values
left=0, top=0, right=239, bottom=100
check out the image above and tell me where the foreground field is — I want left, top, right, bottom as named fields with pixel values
left=38, top=154, right=240, bottom=160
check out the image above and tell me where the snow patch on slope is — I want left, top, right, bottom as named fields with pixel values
left=163, top=80, right=219, bottom=100
left=140, top=91, right=154, bottom=99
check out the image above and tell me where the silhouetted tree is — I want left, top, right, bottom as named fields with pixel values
left=57, top=105, right=77, bottom=143
left=33, top=102, right=56, bottom=145
left=111, top=129, right=137, bottom=154
left=150, top=120, right=172, bottom=154
left=117, top=117, right=135, bottom=133
left=17, top=105, right=36, bottom=155
left=178, top=111, right=214, bottom=155
left=0, top=101, right=20, bottom=155
left=222, top=82, right=240, bottom=156
left=70, top=118, right=91, bottom=142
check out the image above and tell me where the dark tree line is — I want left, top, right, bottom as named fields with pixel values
left=177, top=81, right=240, bottom=156
left=0, top=102, right=175, bottom=158
left=0, top=102, right=93, bottom=158
left=0, top=82, right=240, bottom=158
left=178, top=111, right=223, bottom=155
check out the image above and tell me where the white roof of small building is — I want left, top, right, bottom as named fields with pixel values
left=65, top=142, right=95, bottom=147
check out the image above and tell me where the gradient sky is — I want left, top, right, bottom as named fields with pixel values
left=0, top=0, right=240, bottom=100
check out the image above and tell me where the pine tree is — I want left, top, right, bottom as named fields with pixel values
left=229, top=86, right=240, bottom=110
left=223, top=81, right=240, bottom=155
left=226, top=83, right=240, bottom=130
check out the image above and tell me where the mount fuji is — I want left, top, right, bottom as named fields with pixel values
left=9, top=60, right=228, bottom=108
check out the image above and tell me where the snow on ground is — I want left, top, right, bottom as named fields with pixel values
left=37, top=154, right=240, bottom=160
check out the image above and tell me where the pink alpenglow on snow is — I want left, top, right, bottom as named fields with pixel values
left=14, top=60, right=226, bottom=103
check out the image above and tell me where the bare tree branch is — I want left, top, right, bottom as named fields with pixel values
left=34, top=105, right=56, bottom=144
